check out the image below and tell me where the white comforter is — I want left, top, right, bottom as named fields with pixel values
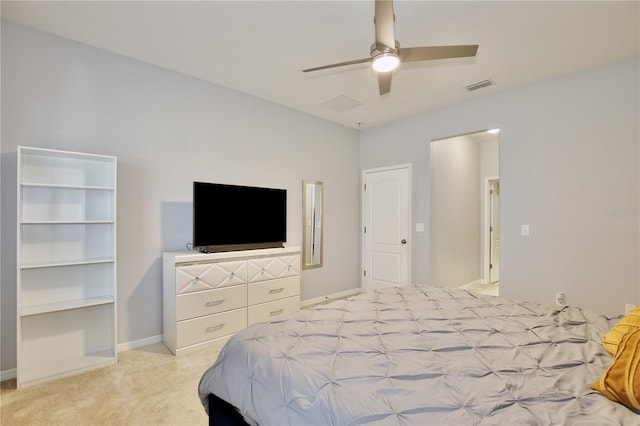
left=199, top=286, right=639, bottom=425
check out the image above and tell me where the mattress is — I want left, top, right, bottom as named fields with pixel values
left=198, top=286, right=639, bottom=424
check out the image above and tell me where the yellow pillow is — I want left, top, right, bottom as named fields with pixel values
left=591, top=328, right=640, bottom=411
left=602, top=305, right=640, bottom=355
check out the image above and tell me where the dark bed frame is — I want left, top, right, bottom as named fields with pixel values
left=208, top=394, right=250, bottom=426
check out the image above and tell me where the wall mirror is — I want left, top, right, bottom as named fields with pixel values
left=302, top=180, right=323, bottom=269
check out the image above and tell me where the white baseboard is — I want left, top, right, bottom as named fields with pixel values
left=0, top=336, right=164, bottom=382
left=1, top=368, right=17, bottom=382
left=301, top=288, right=362, bottom=308
left=117, top=334, right=163, bottom=353
left=459, top=279, right=483, bottom=290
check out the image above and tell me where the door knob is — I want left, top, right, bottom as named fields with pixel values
left=401, top=239, right=407, bottom=245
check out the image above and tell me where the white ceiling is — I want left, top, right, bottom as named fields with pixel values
left=1, top=1, right=638, bottom=129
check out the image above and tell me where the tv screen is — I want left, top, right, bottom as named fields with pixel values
left=193, top=182, right=287, bottom=251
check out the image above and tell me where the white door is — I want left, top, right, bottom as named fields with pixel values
left=489, top=180, right=500, bottom=283
left=362, top=166, right=410, bottom=291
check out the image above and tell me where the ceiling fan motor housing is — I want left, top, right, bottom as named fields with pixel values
left=370, top=40, right=400, bottom=57
left=370, top=41, right=400, bottom=72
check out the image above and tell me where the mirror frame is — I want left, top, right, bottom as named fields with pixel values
left=302, top=180, right=323, bottom=270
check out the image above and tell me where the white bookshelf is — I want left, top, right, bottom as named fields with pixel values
left=16, top=146, right=117, bottom=388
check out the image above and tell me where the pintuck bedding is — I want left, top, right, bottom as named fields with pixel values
left=198, top=286, right=639, bottom=425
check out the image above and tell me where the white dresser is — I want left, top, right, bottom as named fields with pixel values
left=163, top=246, right=300, bottom=355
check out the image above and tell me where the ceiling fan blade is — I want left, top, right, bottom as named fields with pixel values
left=302, top=57, right=371, bottom=73
left=399, top=45, right=479, bottom=62
left=378, top=72, right=392, bottom=95
left=375, top=0, right=396, bottom=50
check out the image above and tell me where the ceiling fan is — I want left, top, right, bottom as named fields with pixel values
left=302, top=0, right=479, bottom=95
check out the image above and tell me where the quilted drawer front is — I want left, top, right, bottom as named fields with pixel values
left=175, top=260, right=247, bottom=294
left=176, top=285, right=247, bottom=321
left=177, top=308, right=247, bottom=348
left=248, top=295, right=300, bottom=325
left=248, top=276, right=299, bottom=305
left=247, top=255, right=300, bottom=283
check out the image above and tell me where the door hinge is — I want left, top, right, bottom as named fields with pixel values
left=364, top=183, right=366, bottom=191
left=364, top=226, right=366, bottom=234
left=490, top=263, right=493, bottom=269
left=490, top=189, right=494, bottom=195
left=490, top=226, right=493, bottom=232
left=363, top=270, right=367, bottom=277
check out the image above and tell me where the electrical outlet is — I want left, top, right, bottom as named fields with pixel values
left=625, top=304, right=636, bottom=314
left=555, top=291, right=566, bottom=306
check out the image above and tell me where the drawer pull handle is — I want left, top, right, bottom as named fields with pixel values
left=206, top=324, right=225, bottom=332
left=194, top=277, right=200, bottom=282
left=269, top=309, right=284, bottom=316
left=269, top=288, right=284, bottom=294
left=288, top=265, right=292, bottom=270
left=206, top=299, right=225, bottom=306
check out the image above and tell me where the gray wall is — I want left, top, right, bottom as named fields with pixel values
left=430, top=135, right=481, bottom=287
left=1, top=21, right=361, bottom=372
left=361, top=58, right=640, bottom=316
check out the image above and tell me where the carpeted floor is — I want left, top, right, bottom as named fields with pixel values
left=1, top=342, right=217, bottom=425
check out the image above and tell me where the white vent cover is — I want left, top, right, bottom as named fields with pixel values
left=465, top=79, right=493, bottom=91
left=319, top=94, right=363, bottom=112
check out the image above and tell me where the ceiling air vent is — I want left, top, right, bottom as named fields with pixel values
left=465, top=79, right=493, bottom=91
left=319, top=94, right=363, bottom=112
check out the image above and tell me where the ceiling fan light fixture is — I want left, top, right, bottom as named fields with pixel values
left=372, top=52, right=399, bottom=72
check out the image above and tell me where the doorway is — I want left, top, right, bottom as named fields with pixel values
left=361, top=164, right=411, bottom=292
left=430, top=130, right=499, bottom=294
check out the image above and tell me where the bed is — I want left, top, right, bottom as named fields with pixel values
left=198, top=286, right=639, bottom=425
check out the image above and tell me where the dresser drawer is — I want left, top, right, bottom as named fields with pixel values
left=248, top=296, right=299, bottom=325
left=177, top=308, right=247, bottom=348
left=247, top=255, right=300, bottom=283
left=175, top=260, right=247, bottom=294
left=248, top=276, right=299, bottom=305
left=176, top=285, right=247, bottom=321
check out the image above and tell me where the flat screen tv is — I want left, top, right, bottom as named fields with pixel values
left=193, top=182, right=287, bottom=252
